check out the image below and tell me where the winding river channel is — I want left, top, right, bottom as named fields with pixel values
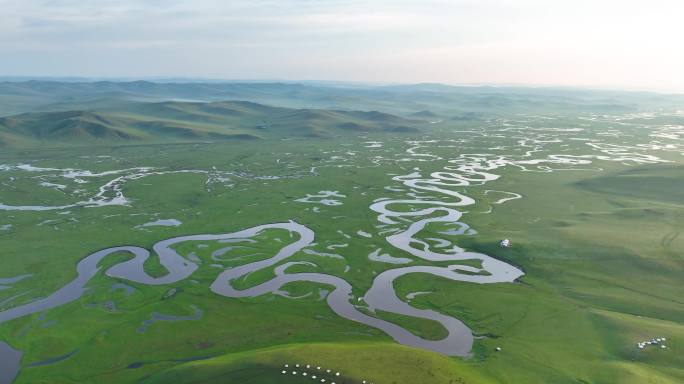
left=0, top=217, right=521, bottom=355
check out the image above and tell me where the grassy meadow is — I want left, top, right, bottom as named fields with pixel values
left=0, top=84, right=682, bottom=384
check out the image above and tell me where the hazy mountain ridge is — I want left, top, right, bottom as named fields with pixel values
left=2, top=80, right=682, bottom=117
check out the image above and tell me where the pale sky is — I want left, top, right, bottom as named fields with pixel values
left=2, top=0, right=684, bottom=91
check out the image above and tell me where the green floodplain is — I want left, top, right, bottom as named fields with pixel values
left=0, top=82, right=683, bottom=384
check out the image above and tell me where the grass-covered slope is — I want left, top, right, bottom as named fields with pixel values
left=0, top=100, right=421, bottom=146
left=141, top=342, right=494, bottom=384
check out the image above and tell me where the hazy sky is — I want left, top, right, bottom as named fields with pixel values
left=2, top=0, right=684, bottom=91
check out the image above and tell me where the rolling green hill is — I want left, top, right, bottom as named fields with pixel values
left=0, top=100, right=422, bottom=146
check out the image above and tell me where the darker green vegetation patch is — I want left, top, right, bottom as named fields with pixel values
left=574, top=165, right=684, bottom=205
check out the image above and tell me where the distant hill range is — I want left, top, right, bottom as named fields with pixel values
left=0, top=100, right=422, bottom=147
left=1, top=80, right=683, bottom=147
left=2, top=80, right=683, bottom=118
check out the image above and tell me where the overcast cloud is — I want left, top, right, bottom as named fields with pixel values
left=1, top=0, right=683, bottom=91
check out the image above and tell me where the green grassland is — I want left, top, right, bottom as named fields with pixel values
left=1, top=86, right=683, bottom=384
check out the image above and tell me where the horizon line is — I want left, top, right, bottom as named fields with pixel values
left=1, top=76, right=683, bottom=95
